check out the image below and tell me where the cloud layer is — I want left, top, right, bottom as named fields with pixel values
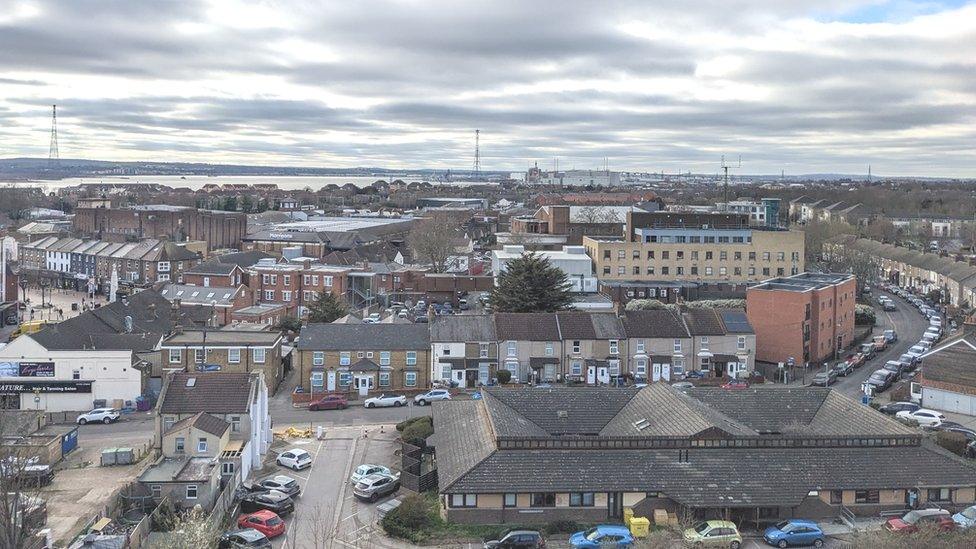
left=1, top=0, right=974, bottom=176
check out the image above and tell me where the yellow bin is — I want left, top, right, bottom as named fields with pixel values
left=623, top=507, right=634, bottom=526
left=630, top=517, right=650, bottom=538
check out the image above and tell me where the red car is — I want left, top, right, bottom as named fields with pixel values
left=237, top=510, right=285, bottom=538
left=309, top=394, right=348, bottom=411
left=720, top=380, right=750, bottom=390
left=883, top=509, right=955, bottom=534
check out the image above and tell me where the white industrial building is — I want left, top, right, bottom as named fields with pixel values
left=491, top=245, right=597, bottom=292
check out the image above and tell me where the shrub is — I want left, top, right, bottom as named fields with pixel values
left=625, top=299, right=668, bottom=311
left=936, top=430, right=968, bottom=456
left=382, top=493, right=435, bottom=543
left=683, top=299, right=746, bottom=309
left=396, top=416, right=428, bottom=432
left=496, top=369, right=512, bottom=384
left=401, top=416, right=433, bottom=444
left=855, top=304, right=876, bottom=326
left=544, top=520, right=581, bottom=535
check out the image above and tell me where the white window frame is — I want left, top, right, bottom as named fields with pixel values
left=311, top=372, right=324, bottom=388
left=230, top=415, right=241, bottom=432
left=609, top=340, right=619, bottom=355
left=405, top=351, right=417, bottom=365
left=479, top=343, right=489, bottom=358
left=197, top=438, right=207, bottom=452
left=507, top=341, right=517, bottom=357
left=571, top=361, right=582, bottom=376
left=228, top=348, right=241, bottom=364
left=313, top=351, right=324, bottom=366
left=252, top=348, right=266, bottom=364
left=673, top=339, right=682, bottom=352
left=263, top=290, right=274, bottom=301
left=194, top=349, right=205, bottom=364
left=186, top=485, right=198, bottom=500
left=737, top=336, right=746, bottom=351
left=636, top=339, right=645, bottom=353
left=168, top=349, right=181, bottom=364
left=340, top=352, right=351, bottom=366
left=405, top=371, right=417, bottom=386
left=380, top=351, right=391, bottom=366
left=700, top=336, right=709, bottom=351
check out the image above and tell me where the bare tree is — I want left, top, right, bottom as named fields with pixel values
left=150, top=502, right=221, bottom=549
left=0, top=412, right=49, bottom=549
left=408, top=213, right=464, bottom=273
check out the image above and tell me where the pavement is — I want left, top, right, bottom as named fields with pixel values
left=21, top=286, right=100, bottom=323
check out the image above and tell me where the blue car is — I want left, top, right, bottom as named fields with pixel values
left=952, top=505, right=976, bottom=529
left=569, top=525, right=633, bottom=548
left=762, top=520, right=824, bottom=548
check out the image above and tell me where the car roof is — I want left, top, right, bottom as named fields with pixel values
left=784, top=519, right=818, bottom=526
left=247, top=509, right=278, bottom=519
left=362, top=472, right=392, bottom=482
left=595, top=525, right=631, bottom=533
left=228, top=528, right=266, bottom=541
left=286, top=448, right=309, bottom=455
left=705, top=520, right=736, bottom=528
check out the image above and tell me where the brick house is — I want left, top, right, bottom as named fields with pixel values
left=159, top=283, right=254, bottom=326
left=296, top=323, right=430, bottom=396
left=182, top=260, right=245, bottom=287
left=160, top=330, right=285, bottom=392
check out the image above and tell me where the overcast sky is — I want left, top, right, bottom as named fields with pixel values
left=1, top=0, right=974, bottom=176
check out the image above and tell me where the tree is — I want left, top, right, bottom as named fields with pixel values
left=1, top=412, right=52, bottom=549
left=150, top=503, right=220, bottom=549
left=803, top=219, right=855, bottom=264
left=274, top=315, right=303, bottom=334
left=239, top=194, right=254, bottom=213
left=489, top=252, right=574, bottom=312
left=408, top=214, right=464, bottom=273
left=306, top=291, right=348, bottom=323
left=221, top=195, right=238, bottom=212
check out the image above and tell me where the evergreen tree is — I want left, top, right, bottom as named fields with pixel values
left=307, top=290, right=349, bottom=323
left=240, top=194, right=254, bottom=213
left=489, top=252, right=574, bottom=313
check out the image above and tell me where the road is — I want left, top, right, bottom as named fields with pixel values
left=830, top=291, right=932, bottom=399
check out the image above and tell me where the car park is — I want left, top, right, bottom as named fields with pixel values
left=879, top=401, right=920, bottom=416
left=414, top=389, right=451, bottom=406
left=276, top=448, right=312, bottom=471
left=237, top=510, right=286, bottom=538
left=254, top=475, right=301, bottom=498
left=884, top=509, right=955, bottom=534
left=682, top=521, right=742, bottom=548
left=350, top=464, right=392, bottom=484
left=483, top=529, right=546, bottom=548
left=76, top=408, right=121, bottom=425
left=239, top=492, right=294, bottom=516
left=218, top=529, right=272, bottom=549
left=896, top=408, right=946, bottom=427
left=571, top=525, right=636, bottom=548
left=363, top=394, right=407, bottom=408
left=952, top=505, right=976, bottom=529
left=352, top=471, right=401, bottom=502
left=309, top=394, right=348, bottom=411
left=762, top=519, right=825, bottom=547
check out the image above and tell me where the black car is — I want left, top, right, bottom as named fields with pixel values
left=866, top=370, right=895, bottom=392
left=940, top=427, right=976, bottom=443
left=484, top=529, right=546, bottom=548
left=831, top=361, right=854, bottom=377
left=879, top=402, right=920, bottom=416
left=218, top=529, right=272, bottom=549
left=240, top=492, right=295, bottom=516
left=253, top=475, right=301, bottom=498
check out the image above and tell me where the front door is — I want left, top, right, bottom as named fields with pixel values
left=355, top=375, right=373, bottom=396
left=661, top=363, right=671, bottom=381
left=452, top=369, right=466, bottom=389
left=597, top=366, right=609, bottom=384
left=327, top=371, right=336, bottom=392
left=652, top=363, right=662, bottom=382
left=607, top=492, right=623, bottom=519
left=586, top=366, right=596, bottom=384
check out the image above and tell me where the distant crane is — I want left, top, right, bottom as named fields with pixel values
left=48, top=104, right=60, bottom=166
left=473, top=129, right=481, bottom=178
left=720, top=155, right=741, bottom=209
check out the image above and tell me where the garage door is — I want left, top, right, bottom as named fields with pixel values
left=922, top=388, right=976, bottom=416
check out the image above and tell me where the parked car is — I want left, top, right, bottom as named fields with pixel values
left=847, top=353, right=865, bottom=368
left=720, top=380, right=750, bottom=390
left=350, top=464, right=392, bottom=484
left=832, top=361, right=854, bottom=377
left=352, top=471, right=401, bottom=502
left=218, top=529, right=272, bottom=549
left=76, top=408, right=120, bottom=425
left=483, top=529, right=546, bottom=548
left=896, top=408, right=946, bottom=427
left=873, top=336, right=888, bottom=350
left=859, top=343, right=876, bottom=359
left=952, top=505, right=976, bottom=529
left=762, top=519, right=825, bottom=548
left=570, top=525, right=635, bottom=548
left=933, top=425, right=976, bottom=443
left=883, top=329, right=897, bottom=343
left=883, top=508, right=955, bottom=534
left=899, top=353, right=918, bottom=367
left=237, top=510, right=285, bottom=539
left=810, top=370, right=837, bottom=387
left=682, top=521, right=742, bottom=548
left=882, top=360, right=905, bottom=377
left=254, top=475, right=301, bottom=498
left=239, top=492, right=294, bottom=516
left=671, top=381, right=695, bottom=390
left=276, top=449, right=312, bottom=471
left=363, top=394, right=407, bottom=408
left=414, top=389, right=451, bottom=406
left=866, top=369, right=895, bottom=392
left=879, top=401, right=920, bottom=416
left=883, top=301, right=896, bottom=311
left=309, top=395, right=348, bottom=411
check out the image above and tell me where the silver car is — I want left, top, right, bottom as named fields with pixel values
left=353, top=472, right=400, bottom=502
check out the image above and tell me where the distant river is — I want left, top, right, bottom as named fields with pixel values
left=0, top=175, right=491, bottom=192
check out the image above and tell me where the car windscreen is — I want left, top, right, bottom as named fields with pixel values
left=694, top=523, right=709, bottom=534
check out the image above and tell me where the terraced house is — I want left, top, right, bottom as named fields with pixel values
left=296, top=323, right=430, bottom=396
left=433, top=384, right=976, bottom=526
left=160, top=330, right=285, bottom=392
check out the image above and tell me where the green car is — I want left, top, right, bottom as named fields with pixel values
left=682, top=520, right=742, bottom=548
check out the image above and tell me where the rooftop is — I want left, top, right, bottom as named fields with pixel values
left=749, top=272, right=854, bottom=292
left=163, top=330, right=282, bottom=346
left=159, top=372, right=256, bottom=415
left=139, top=456, right=217, bottom=483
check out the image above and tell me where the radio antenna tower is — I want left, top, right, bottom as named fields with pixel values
left=720, top=154, right=741, bottom=210
left=48, top=104, right=60, bottom=166
left=473, top=129, right=481, bottom=178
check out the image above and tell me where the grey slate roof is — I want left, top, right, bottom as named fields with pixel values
left=297, top=323, right=430, bottom=350
left=164, top=412, right=230, bottom=437
left=601, top=383, right=755, bottom=437
left=430, top=315, right=496, bottom=342
left=431, top=400, right=496, bottom=491
left=184, top=260, right=239, bottom=276
left=719, top=311, right=753, bottom=334
left=484, top=387, right=638, bottom=435
left=621, top=310, right=689, bottom=339
left=682, top=308, right=727, bottom=335
left=159, top=373, right=253, bottom=414
left=481, top=391, right=549, bottom=438
left=556, top=312, right=626, bottom=340
left=494, top=313, right=560, bottom=341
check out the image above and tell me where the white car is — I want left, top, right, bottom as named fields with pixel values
left=276, top=448, right=312, bottom=471
left=414, top=389, right=451, bottom=406
left=350, top=464, right=391, bottom=485
left=896, top=409, right=947, bottom=427
left=363, top=394, right=407, bottom=408
left=77, top=408, right=120, bottom=425
left=908, top=345, right=927, bottom=356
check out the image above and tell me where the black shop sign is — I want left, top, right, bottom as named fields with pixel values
left=0, top=381, right=93, bottom=394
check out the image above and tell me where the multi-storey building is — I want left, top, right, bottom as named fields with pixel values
left=73, top=204, right=246, bottom=252
left=430, top=315, right=498, bottom=389
left=583, top=211, right=805, bottom=284
left=160, top=330, right=285, bottom=392
left=746, top=272, right=856, bottom=366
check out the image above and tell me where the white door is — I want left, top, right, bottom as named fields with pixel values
left=452, top=370, right=466, bottom=389
left=586, top=366, right=596, bottom=384
left=661, top=364, right=671, bottom=381
left=356, top=375, right=373, bottom=396
left=597, top=367, right=609, bottom=384
left=652, top=363, right=662, bottom=382
left=327, top=371, right=336, bottom=392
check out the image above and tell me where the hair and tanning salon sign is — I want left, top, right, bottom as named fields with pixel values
left=0, top=380, right=92, bottom=394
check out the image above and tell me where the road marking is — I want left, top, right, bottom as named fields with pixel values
left=341, top=512, right=359, bottom=522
